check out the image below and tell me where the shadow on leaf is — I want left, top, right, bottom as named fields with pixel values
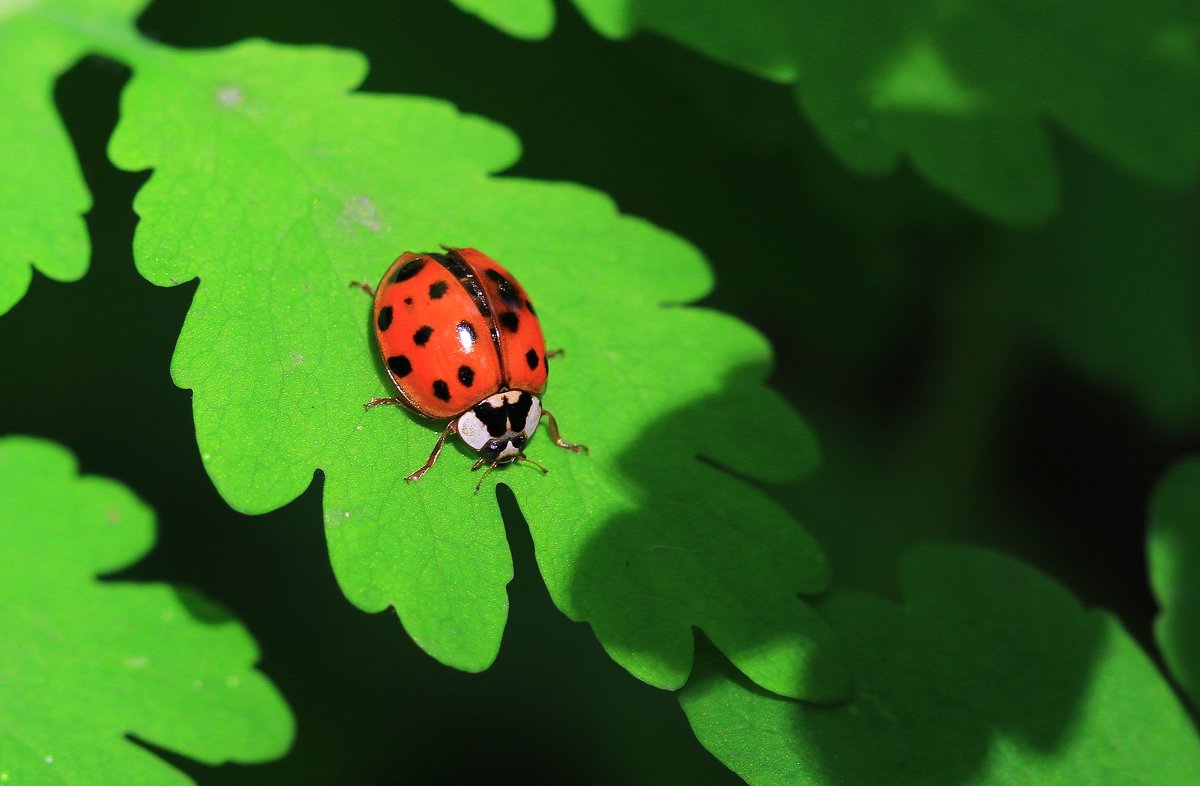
left=171, top=584, right=238, bottom=626
left=680, top=544, right=1200, bottom=784
left=505, top=360, right=851, bottom=705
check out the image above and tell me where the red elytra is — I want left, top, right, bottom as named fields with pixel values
left=356, top=247, right=586, bottom=490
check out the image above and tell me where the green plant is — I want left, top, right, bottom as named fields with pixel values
left=3, top=0, right=1199, bottom=783
left=0, top=437, right=292, bottom=783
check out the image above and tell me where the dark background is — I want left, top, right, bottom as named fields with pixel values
left=2, top=0, right=1198, bottom=782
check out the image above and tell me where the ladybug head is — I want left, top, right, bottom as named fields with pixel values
left=456, top=390, right=542, bottom=464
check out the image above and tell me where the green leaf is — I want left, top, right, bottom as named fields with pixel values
left=480, top=0, right=1200, bottom=225
left=0, top=0, right=147, bottom=316
left=1149, top=458, right=1200, bottom=708
left=1012, top=154, right=1200, bottom=435
left=447, top=0, right=555, bottom=39
left=680, top=545, right=1200, bottom=785
left=103, top=36, right=845, bottom=699
left=0, top=436, right=293, bottom=785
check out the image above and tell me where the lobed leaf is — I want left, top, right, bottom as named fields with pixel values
left=468, top=0, right=1200, bottom=225
left=0, top=0, right=148, bottom=315
left=0, top=436, right=293, bottom=785
left=106, top=36, right=845, bottom=698
left=1149, top=458, right=1200, bottom=708
left=681, top=545, right=1200, bottom=785
left=447, top=0, right=554, bottom=39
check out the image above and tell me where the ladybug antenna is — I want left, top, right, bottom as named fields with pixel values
left=516, top=454, right=549, bottom=475
left=474, top=460, right=501, bottom=494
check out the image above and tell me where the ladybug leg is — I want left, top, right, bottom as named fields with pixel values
left=474, top=460, right=501, bottom=494
left=349, top=280, right=376, bottom=297
left=363, top=397, right=406, bottom=411
left=470, top=457, right=488, bottom=471
left=541, top=409, right=588, bottom=454
left=405, top=421, right=458, bottom=483
left=516, top=454, right=549, bottom=475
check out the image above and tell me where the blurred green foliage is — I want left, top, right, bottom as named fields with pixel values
left=1150, top=459, right=1200, bottom=708
left=683, top=546, right=1200, bottom=785
left=458, top=0, right=1200, bottom=225
left=1, top=0, right=1198, bottom=783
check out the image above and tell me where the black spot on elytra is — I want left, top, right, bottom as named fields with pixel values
left=433, top=380, right=451, bottom=402
left=526, top=349, right=539, bottom=370
left=457, top=321, right=477, bottom=343
left=376, top=306, right=393, bottom=332
left=486, top=268, right=521, bottom=306
left=474, top=400, right=509, bottom=437
left=391, top=259, right=424, bottom=283
left=499, top=312, right=520, bottom=333
left=510, top=392, right=534, bottom=431
left=458, top=365, right=475, bottom=387
left=404, top=297, right=413, bottom=306
left=525, top=299, right=537, bottom=316
left=429, top=280, right=449, bottom=299
left=413, top=326, right=433, bottom=346
left=387, top=355, right=412, bottom=378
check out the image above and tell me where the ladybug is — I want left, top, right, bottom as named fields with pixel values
left=354, top=247, right=586, bottom=491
